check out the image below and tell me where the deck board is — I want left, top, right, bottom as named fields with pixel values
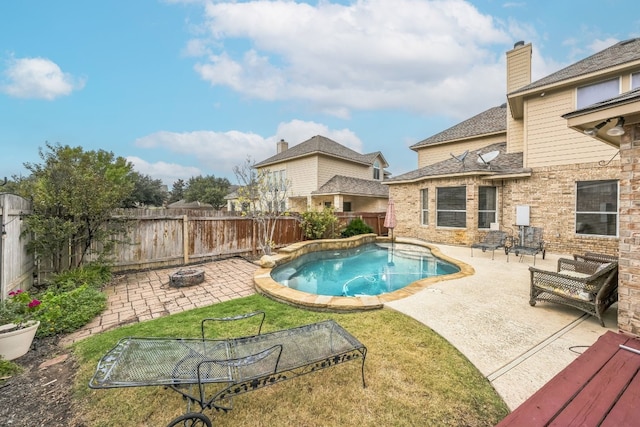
left=497, top=331, right=640, bottom=426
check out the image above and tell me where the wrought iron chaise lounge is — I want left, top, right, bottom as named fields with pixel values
left=470, top=230, right=509, bottom=260
left=529, top=258, right=618, bottom=326
left=89, top=312, right=367, bottom=427
left=507, top=226, right=545, bottom=265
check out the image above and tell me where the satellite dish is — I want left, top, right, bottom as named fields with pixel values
left=450, top=150, right=469, bottom=163
left=477, top=150, right=499, bottom=165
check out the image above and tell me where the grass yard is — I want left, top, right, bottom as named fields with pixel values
left=73, top=294, right=509, bottom=426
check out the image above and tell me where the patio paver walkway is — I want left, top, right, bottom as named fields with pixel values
left=60, top=257, right=257, bottom=345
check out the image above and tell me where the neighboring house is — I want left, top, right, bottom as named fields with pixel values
left=385, top=38, right=640, bottom=256
left=252, top=135, right=390, bottom=212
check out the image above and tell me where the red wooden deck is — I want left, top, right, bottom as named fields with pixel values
left=497, top=331, right=640, bottom=426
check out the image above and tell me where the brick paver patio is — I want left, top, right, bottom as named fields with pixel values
left=61, top=257, right=258, bottom=345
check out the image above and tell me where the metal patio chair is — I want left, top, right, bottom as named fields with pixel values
left=471, top=230, right=509, bottom=260
left=507, top=226, right=545, bottom=265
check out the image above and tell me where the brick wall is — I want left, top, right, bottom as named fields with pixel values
left=389, top=161, right=620, bottom=256
left=617, top=124, right=640, bottom=335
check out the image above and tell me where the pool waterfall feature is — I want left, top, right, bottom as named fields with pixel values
left=253, top=234, right=473, bottom=311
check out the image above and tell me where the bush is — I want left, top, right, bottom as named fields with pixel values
left=299, top=207, right=339, bottom=239
left=341, top=218, right=374, bottom=237
left=35, top=285, right=107, bottom=338
left=0, top=357, right=22, bottom=379
left=49, top=263, right=112, bottom=292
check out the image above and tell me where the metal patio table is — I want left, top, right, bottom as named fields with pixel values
left=89, top=316, right=367, bottom=427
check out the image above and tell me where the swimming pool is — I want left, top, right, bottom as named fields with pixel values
left=271, top=242, right=460, bottom=297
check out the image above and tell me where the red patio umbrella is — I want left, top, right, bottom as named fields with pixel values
left=384, top=198, right=396, bottom=241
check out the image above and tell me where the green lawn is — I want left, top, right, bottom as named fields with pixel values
left=73, top=294, right=509, bottom=426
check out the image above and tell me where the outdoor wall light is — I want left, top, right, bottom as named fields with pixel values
left=584, top=120, right=609, bottom=137
left=606, top=117, right=626, bottom=136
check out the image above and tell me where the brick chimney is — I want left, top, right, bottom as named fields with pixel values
left=277, top=139, right=289, bottom=153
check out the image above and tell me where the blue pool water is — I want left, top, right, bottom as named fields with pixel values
left=271, top=243, right=460, bottom=297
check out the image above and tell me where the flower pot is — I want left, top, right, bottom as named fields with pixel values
left=0, top=320, right=40, bottom=360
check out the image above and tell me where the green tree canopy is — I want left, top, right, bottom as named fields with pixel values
left=17, top=142, right=135, bottom=272
left=184, top=175, right=231, bottom=209
left=168, top=179, right=185, bottom=204
left=122, top=172, right=167, bottom=207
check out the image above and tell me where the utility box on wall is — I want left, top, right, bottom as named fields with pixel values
left=516, top=205, right=530, bottom=226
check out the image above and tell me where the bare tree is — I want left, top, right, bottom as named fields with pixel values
left=233, top=157, right=291, bottom=255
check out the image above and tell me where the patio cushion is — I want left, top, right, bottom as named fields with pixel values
left=536, top=282, right=593, bottom=302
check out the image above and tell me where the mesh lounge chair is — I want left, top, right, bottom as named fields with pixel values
left=507, top=226, right=545, bottom=265
left=471, top=230, right=509, bottom=260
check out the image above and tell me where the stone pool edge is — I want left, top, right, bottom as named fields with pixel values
left=253, top=234, right=474, bottom=312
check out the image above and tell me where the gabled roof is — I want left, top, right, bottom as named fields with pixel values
left=410, top=104, right=507, bottom=150
left=511, top=38, right=640, bottom=95
left=254, top=135, right=386, bottom=168
left=312, top=175, right=389, bottom=198
left=386, top=142, right=529, bottom=184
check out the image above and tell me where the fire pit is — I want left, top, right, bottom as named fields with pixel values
left=169, top=269, right=205, bottom=288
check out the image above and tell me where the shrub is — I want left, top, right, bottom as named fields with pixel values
left=35, top=285, right=107, bottom=338
left=49, top=263, right=112, bottom=292
left=341, top=218, right=374, bottom=237
left=0, top=357, right=22, bottom=379
left=299, top=207, right=339, bottom=239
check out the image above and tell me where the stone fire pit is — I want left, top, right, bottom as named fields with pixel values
left=169, top=268, right=205, bottom=288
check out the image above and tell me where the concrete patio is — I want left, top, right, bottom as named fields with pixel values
left=61, top=244, right=617, bottom=411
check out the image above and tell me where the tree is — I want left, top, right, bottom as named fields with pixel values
left=168, top=179, right=185, bottom=204
left=122, top=172, right=167, bottom=207
left=184, top=175, right=230, bottom=209
left=233, top=157, right=291, bottom=255
left=17, top=142, right=135, bottom=272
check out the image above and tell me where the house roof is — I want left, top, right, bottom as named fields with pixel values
left=312, top=175, right=389, bottom=198
left=386, top=142, right=529, bottom=184
left=254, top=135, right=388, bottom=168
left=167, top=199, right=214, bottom=209
left=410, top=104, right=507, bottom=150
left=511, top=38, right=640, bottom=95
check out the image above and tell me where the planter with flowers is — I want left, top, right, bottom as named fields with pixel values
left=0, top=289, right=42, bottom=360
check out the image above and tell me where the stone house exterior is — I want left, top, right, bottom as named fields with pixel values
left=385, top=39, right=640, bottom=259
left=250, top=135, right=389, bottom=213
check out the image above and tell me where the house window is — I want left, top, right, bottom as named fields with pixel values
left=421, top=188, right=429, bottom=225
left=478, top=186, right=497, bottom=229
left=437, top=186, right=466, bottom=228
left=575, top=180, right=618, bottom=236
left=633, top=72, right=640, bottom=90
left=577, top=78, right=619, bottom=109
left=324, top=201, right=332, bottom=208
left=343, top=201, right=352, bottom=212
left=373, top=160, right=381, bottom=180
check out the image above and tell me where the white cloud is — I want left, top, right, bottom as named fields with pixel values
left=186, top=0, right=512, bottom=119
left=588, top=38, right=619, bottom=54
left=133, top=119, right=364, bottom=183
left=127, top=156, right=202, bottom=186
left=1, top=56, right=85, bottom=100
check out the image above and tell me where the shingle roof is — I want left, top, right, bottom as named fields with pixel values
left=387, top=142, right=528, bottom=183
left=511, top=38, right=640, bottom=95
left=410, top=104, right=507, bottom=149
left=254, top=135, right=377, bottom=167
left=312, top=175, right=389, bottom=197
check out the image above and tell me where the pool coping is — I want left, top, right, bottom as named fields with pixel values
left=253, top=234, right=474, bottom=311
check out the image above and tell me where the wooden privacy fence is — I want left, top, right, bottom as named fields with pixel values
left=90, top=210, right=305, bottom=272
left=0, top=193, right=33, bottom=298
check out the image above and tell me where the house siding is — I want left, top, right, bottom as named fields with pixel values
left=525, top=90, right=619, bottom=168
left=317, top=156, right=372, bottom=184
left=416, top=134, right=506, bottom=168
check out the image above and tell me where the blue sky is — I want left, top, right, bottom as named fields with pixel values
left=1, top=0, right=638, bottom=187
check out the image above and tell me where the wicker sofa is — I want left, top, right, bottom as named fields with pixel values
left=529, top=258, right=618, bottom=326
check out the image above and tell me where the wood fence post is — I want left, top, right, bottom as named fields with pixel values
left=183, top=214, right=189, bottom=264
